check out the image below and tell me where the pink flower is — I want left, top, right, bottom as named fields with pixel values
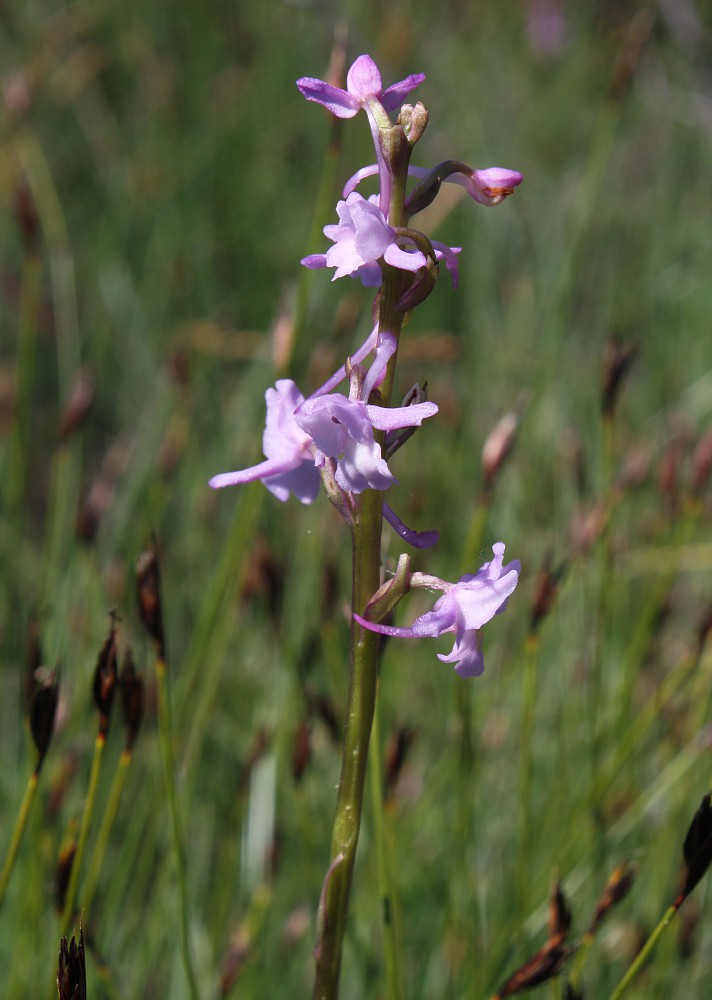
left=301, top=193, right=427, bottom=284
left=354, top=543, right=520, bottom=677
left=296, top=54, right=424, bottom=119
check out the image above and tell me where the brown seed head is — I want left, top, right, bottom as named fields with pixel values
left=588, top=861, right=636, bottom=935
left=57, top=927, right=86, bottom=1000
left=30, top=667, right=60, bottom=772
left=119, top=650, right=144, bottom=751
left=136, top=544, right=166, bottom=659
left=681, top=794, right=712, bottom=902
left=602, top=334, right=637, bottom=418
left=92, top=620, right=119, bottom=737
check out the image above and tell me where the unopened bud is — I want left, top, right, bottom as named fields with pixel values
left=398, top=102, right=429, bottom=145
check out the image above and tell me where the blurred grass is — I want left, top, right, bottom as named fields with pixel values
left=2, top=1, right=712, bottom=997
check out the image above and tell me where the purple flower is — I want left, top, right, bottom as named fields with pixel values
left=208, top=380, right=320, bottom=504
left=354, top=543, right=520, bottom=677
left=296, top=392, right=437, bottom=494
left=209, top=334, right=438, bottom=501
left=296, top=54, right=424, bottom=119
left=301, top=193, right=427, bottom=284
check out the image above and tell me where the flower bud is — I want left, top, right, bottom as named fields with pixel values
left=398, top=102, right=429, bottom=145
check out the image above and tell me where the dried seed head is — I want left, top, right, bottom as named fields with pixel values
left=530, top=557, right=564, bottom=634
left=602, top=334, right=637, bottom=418
left=57, top=927, right=86, bottom=1000
left=58, top=369, right=95, bottom=442
left=588, top=862, right=636, bottom=936
left=495, top=879, right=572, bottom=997
left=119, top=650, right=144, bottom=751
left=482, top=410, right=519, bottom=488
left=92, top=620, right=119, bottom=738
left=384, top=725, right=417, bottom=800
left=30, top=667, right=60, bottom=772
left=291, top=719, right=311, bottom=783
left=691, top=429, right=712, bottom=497
left=136, top=544, right=166, bottom=660
left=495, top=938, right=569, bottom=997
left=54, top=842, right=76, bottom=913
left=680, top=794, right=712, bottom=902
left=548, top=877, right=572, bottom=942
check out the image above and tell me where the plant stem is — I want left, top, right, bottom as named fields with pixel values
left=368, top=680, right=403, bottom=1000
left=61, top=733, right=105, bottom=932
left=313, top=115, right=412, bottom=1000
left=81, top=748, right=132, bottom=918
left=155, top=653, right=200, bottom=1000
left=0, top=770, right=39, bottom=908
left=607, top=903, right=678, bottom=1000
left=312, top=487, right=385, bottom=1000
left=516, top=634, right=539, bottom=923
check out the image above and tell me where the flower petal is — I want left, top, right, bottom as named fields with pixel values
left=346, top=55, right=383, bottom=101
left=380, top=72, right=426, bottom=111
left=296, top=77, right=361, bottom=117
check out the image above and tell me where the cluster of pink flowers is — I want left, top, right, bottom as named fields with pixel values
left=210, top=54, right=522, bottom=676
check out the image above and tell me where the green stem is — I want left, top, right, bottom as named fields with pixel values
left=312, top=117, right=412, bottom=1000
left=368, top=680, right=403, bottom=1000
left=516, top=634, right=539, bottom=923
left=61, top=733, right=105, bottom=932
left=155, top=656, right=200, bottom=1000
left=607, top=903, right=678, bottom=1000
left=4, top=250, right=42, bottom=520
left=81, top=748, right=132, bottom=919
left=312, top=487, right=385, bottom=1000
left=0, top=770, right=39, bottom=908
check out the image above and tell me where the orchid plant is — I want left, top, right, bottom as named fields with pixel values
left=210, top=52, right=522, bottom=1000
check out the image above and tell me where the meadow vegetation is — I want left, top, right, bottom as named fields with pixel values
left=1, top=2, right=712, bottom=997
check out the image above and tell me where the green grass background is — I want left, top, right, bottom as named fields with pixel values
left=1, top=1, right=712, bottom=997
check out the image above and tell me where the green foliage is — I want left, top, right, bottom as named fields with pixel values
left=1, top=1, right=712, bottom=997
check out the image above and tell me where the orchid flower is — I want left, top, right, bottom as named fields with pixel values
left=209, top=333, right=438, bottom=502
left=354, top=543, right=520, bottom=677
left=301, top=193, right=428, bottom=286
left=295, top=332, right=437, bottom=494
left=297, top=54, right=425, bottom=216
left=296, top=53, right=424, bottom=120
left=208, top=379, right=321, bottom=504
